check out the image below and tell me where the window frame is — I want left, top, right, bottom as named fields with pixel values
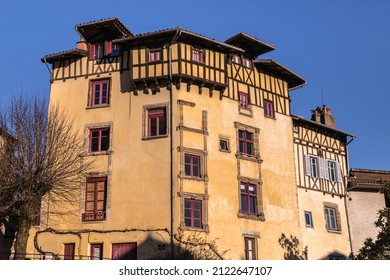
left=148, top=49, right=162, bottom=63
left=82, top=177, right=107, bottom=222
left=324, top=206, right=339, bottom=231
left=242, top=57, right=252, bottom=68
left=142, top=103, right=169, bottom=140
left=240, top=182, right=258, bottom=216
left=244, top=237, right=257, bottom=260
left=219, top=136, right=230, bottom=153
left=184, top=154, right=201, bottom=178
left=238, top=129, right=254, bottom=156
left=232, top=54, right=242, bottom=64
left=90, top=243, right=103, bottom=260
left=64, top=243, right=75, bottom=260
left=184, top=198, right=202, bottom=229
left=147, top=107, right=167, bottom=137
left=90, top=79, right=110, bottom=107
left=89, top=127, right=110, bottom=153
left=239, top=92, right=249, bottom=110
left=264, top=99, right=275, bottom=118
left=304, top=211, right=314, bottom=228
left=191, top=47, right=204, bottom=63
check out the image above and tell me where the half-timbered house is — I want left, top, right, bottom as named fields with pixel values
left=27, top=17, right=315, bottom=260
left=292, top=106, right=355, bottom=259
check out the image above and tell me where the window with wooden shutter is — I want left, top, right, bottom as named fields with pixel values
left=83, top=177, right=107, bottom=222
left=90, top=244, right=103, bottom=260
left=64, top=243, right=75, bottom=260
left=112, top=243, right=137, bottom=260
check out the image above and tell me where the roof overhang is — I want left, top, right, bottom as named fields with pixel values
left=115, top=27, right=244, bottom=53
left=41, top=49, right=87, bottom=64
left=255, top=59, right=306, bottom=89
left=75, top=17, right=133, bottom=44
left=225, top=33, right=275, bottom=58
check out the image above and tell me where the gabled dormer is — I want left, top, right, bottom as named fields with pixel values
left=75, top=17, right=133, bottom=60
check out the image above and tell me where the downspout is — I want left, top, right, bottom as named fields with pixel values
left=344, top=135, right=356, bottom=257
left=167, top=29, right=181, bottom=254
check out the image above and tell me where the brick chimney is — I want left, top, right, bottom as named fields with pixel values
left=311, top=105, right=336, bottom=128
left=77, top=38, right=88, bottom=51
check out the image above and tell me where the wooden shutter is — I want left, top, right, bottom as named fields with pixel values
left=64, top=243, right=75, bottom=260
left=89, top=44, right=95, bottom=60
left=112, top=243, right=137, bottom=260
left=105, top=41, right=112, bottom=56
left=336, top=162, right=342, bottom=183
left=322, top=159, right=329, bottom=180
left=304, top=155, right=311, bottom=176
left=319, top=158, right=325, bottom=179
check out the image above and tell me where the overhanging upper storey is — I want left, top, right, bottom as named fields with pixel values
left=255, top=59, right=306, bottom=90
left=225, top=33, right=275, bottom=58
left=75, top=17, right=133, bottom=44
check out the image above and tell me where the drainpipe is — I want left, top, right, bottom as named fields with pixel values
left=344, top=135, right=356, bottom=257
left=167, top=29, right=181, bottom=254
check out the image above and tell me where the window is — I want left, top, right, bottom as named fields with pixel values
left=147, top=107, right=167, bottom=137
left=149, top=50, right=162, bottom=62
left=112, top=243, right=137, bottom=260
left=184, top=154, right=201, bottom=177
left=238, top=130, right=254, bottom=155
left=244, top=237, right=256, bottom=260
left=89, top=127, right=110, bottom=152
left=82, top=177, right=107, bottom=222
left=90, top=43, right=104, bottom=60
left=232, top=54, right=241, bottom=64
left=89, top=42, right=119, bottom=59
left=242, top=57, right=252, bottom=68
left=90, top=80, right=110, bottom=107
left=110, top=44, right=121, bottom=57
left=184, top=198, right=202, bottom=229
left=328, top=161, right=337, bottom=181
left=264, top=100, right=274, bottom=118
left=385, top=192, right=390, bottom=208
left=240, top=182, right=257, bottom=215
left=219, top=138, right=229, bottom=152
left=239, top=92, right=249, bottom=109
left=90, top=244, right=103, bottom=260
left=305, top=155, right=342, bottom=182
left=192, top=47, right=204, bottom=63
left=64, top=243, right=75, bottom=260
left=324, top=207, right=338, bottom=231
left=304, top=211, right=313, bottom=228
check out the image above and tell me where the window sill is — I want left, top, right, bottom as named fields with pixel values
left=219, top=149, right=231, bottom=153
left=81, top=151, right=112, bottom=157
left=326, top=229, right=342, bottom=234
left=180, top=225, right=209, bottom=233
left=264, top=114, right=276, bottom=120
left=179, top=174, right=208, bottom=182
left=142, top=134, right=169, bottom=141
left=239, top=107, right=253, bottom=117
left=236, top=153, right=262, bottom=163
left=86, top=105, right=110, bottom=110
left=238, top=212, right=265, bottom=221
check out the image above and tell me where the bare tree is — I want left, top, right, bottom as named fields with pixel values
left=0, top=95, right=91, bottom=259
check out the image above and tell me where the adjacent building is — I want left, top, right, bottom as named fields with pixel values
left=292, top=106, right=355, bottom=259
left=347, top=168, right=390, bottom=254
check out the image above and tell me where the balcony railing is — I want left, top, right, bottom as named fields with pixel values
left=82, top=211, right=106, bottom=222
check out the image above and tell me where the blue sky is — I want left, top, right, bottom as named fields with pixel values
left=0, top=0, right=389, bottom=170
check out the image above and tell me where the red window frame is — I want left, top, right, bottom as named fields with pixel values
left=244, top=237, right=256, bottom=260
left=240, top=182, right=257, bottom=215
left=90, top=243, right=103, bottom=260
left=232, top=54, right=241, bottom=64
left=192, top=47, right=204, bottom=63
left=239, top=92, right=249, bottom=109
left=90, top=80, right=110, bottom=107
left=89, top=127, right=110, bottom=152
left=147, top=107, right=167, bottom=137
left=112, top=243, right=137, bottom=260
left=149, top=50, right=162, bottom=62
left=264, top=100, right=274, bottom=118
left=238, top=130, right=254, bottom=155
left=64, top=243, right=75, bottom=260
left=184, top=154, right=201, bottom=177
left=184, top=198, right=202, bottom=229
left=82, top=177, right=107, bottom=222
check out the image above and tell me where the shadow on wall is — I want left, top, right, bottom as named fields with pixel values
left=278, top=233, right=308, bottom=260
left=0, top=216, right=17, bottom=260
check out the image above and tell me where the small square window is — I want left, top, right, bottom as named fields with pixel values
left=264, top=100, right=274, bottom=118
left=192, top=47, right=204, bottom=63
left=304, top=211, right=313, bottom=228
left=219, top=138, right=230, bottom=152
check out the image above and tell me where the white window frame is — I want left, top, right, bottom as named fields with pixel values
left=324, top=207, right=337, bottom=231
left=304, top=211, right=313, bottom=228
left=305, top=155, right=342, bottom=182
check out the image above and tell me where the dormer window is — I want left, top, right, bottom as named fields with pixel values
left=232, top=54, right=241, bottom=64
left=89, top=42, right=120, bottom=60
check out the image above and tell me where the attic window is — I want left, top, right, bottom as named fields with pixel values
left=89, top=42, right=120, bottom=60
